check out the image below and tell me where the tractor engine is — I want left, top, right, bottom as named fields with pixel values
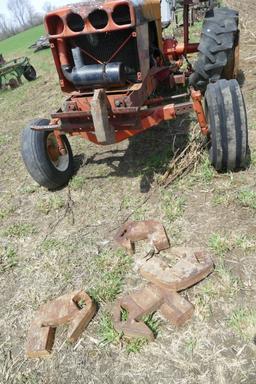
left=44, top=0, right=163, bottom=93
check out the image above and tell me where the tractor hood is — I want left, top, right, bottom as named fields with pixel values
left=44, top=0, right=162, bottom=93
left=65, top=0, right=161, bottom=22
left=45, top=0, right=161, bottom=36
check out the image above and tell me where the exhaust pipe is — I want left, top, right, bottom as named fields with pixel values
left=161, top=0, right=176, bottom=28
left=62, top=47, right=127, bottom=87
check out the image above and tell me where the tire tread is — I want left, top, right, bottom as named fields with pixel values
left=189, top=7, right=239, bottom=92
left=21, top=119, right=74, bottom=189
left=205, top=79, right=248, bottom=171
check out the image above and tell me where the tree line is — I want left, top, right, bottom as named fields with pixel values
left=0, top=0, right=54, bottom=40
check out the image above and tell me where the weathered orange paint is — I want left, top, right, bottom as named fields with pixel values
left=191, top=89, right=209, bottom=136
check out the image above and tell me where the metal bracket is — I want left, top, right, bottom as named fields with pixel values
left=91, top=88, right=115, bottom=145
left=26, top=290, right=96, bottom=358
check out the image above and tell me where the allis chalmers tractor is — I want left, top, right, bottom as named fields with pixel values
left=21, top=0, right=248, bottom=190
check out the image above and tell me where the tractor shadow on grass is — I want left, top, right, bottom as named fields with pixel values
left=80, top=116, right=193, bottom=193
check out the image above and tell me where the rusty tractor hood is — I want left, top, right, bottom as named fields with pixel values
left=61, top=0, right=161, bottom=24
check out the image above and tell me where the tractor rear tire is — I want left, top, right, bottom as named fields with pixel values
left=189, top=7, right=239, bottom=93
left=23, top=65, right=37, bottom=81
left=21, top=119, right=74, bottom=190
left=205, top=79, right=248, bottom=171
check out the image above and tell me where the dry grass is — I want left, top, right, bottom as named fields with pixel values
left=0, top=2, right=256, bottom=383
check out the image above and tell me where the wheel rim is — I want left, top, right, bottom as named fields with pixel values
left=46, top=133, right=69, bottom=172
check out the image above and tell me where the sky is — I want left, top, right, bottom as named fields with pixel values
left=0, top=0, right=79, bottom=17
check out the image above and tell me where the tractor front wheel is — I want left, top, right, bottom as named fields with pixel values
left=205, top=79, right=248, bottom=171
left=21, top=119, right=74, bottom=190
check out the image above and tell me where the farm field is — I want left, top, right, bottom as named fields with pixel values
left=0, top=24, right=45, bottom=57
left=0, top=1, right=255, bottom=383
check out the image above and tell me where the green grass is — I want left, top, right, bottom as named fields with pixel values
left=99, top=312, right=121, bottom=345
left=20, top=184, right=40, bottom=194
left=212, top=187, right=256, bottom=210
left=215, top=263, right=242, bottom=297
left=88, top=249, right=133, bottom=303
left=143, top=313, right=160, bottom=337
left=185, top=336, right=198, bottom=354
left=36, top=195, right=65, bottom=215
left=98, top=311, right=156, bottom=354
left=0, top=246, right=18, bottom=273
left=237, top=190, right=256, bottom=210
left=208, top=233, right=231, bottom=257
left=0, top=205, right=16, bottom=220
left=0, top=25, right=45, bottom=58
left=0, top=133, right=11, bottom=147
left=197, top=279, right=218, bottom=314
left=198, top=156, right=215, bottom=183
left=0, top=24, right=58, bottom=105
left=191, top=155, right=215, bottom=184
left=125, top=337, right=148, bottom=354
left=165, top=14, right=202, bottom=44
left=161, top=192, right=186, bottom=223
left=212, top=190, right=231, bottom=207
left=195, top=262, right=242, bottom=318
left=189, top=20, right=203, bottom=43
left=40, top=238, right=65, bottom=253
left=4, top=223, right=36, bottom=238
left=142, top=148, right=171, bottom=174
left=251, top=150, right=256, bottom=167
left=228, top=308, right=256, bottom=341
left=69, top=175, right=87, bottom=191
left=209, top=233, right=256, bottom=258
left=235, top=235, right=256, bottom=252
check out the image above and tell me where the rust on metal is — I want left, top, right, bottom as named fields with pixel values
left=139, top=248, right=214, bottom=291
left=113, top=247, right=214, bottom=340
left=114, top=220, right=170, bottom=254
left=113, top=283, right=194, bottom=340
left=159, top=288, right=194, bottom=327
left=191, top=89, right=209, bottom=135
left=26, top=290, right=96, bottom=358
left=91, top=88, right=115, bottom=144
left=37, top=0, right=208, bottom=147
left=175, top=101, right=194, bottom=115
left=54, top=130, right=67, bottom=155
left=31, top=124, right=61, bottom=131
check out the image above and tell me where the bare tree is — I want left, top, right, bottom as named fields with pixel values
left=7, top=0, right=39, bottom=29
left=26, top=2, right=41, bottom=26
left=0, top=14, right=14, bottom=38
left=0, top=14, right=8, bottom=36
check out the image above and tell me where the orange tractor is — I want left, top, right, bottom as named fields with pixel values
left=21, top=0, right=248, bottom=189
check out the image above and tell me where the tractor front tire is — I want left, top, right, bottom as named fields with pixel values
left=190, top=7, right=239, bottom=92
left=23, top=65, right=37, bottom=81
left=21, top=119, right=74, bottom=190
left=205, top=79, right=248, bottom=171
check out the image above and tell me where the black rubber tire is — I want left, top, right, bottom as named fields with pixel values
left=21, top=119, right=74, bottom=190
left=9, top=78, right=19, bottom=89
left=23, top=65, right=37, bottom=81
left=205, top=79, right=248, bottom=171
left=189, top=7, right=239, bottom=92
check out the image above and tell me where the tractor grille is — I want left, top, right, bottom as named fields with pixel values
left=72, top=28, right=140, bottom=82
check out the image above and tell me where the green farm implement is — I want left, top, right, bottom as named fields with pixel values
left=0, top=56, right=36, bottom=89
